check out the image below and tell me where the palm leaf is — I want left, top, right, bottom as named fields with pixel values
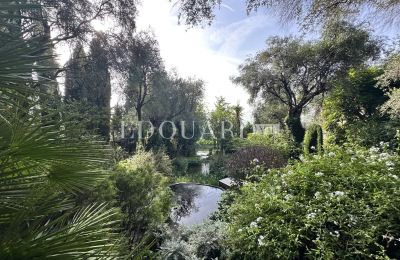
left=0, top=203, right=122, bottom=259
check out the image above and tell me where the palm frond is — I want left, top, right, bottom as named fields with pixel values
left=0, top=203, right=122, bottom=259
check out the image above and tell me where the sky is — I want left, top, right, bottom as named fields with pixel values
left=56, top=0, right=398, bottom=123
left=132, top=0, right=300, bottom=122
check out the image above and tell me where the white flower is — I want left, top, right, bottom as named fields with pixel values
left=307, top=212, right=317, bottom=219
left=386, top=161, right=395, bottom=167
left=379, top=141, right=389, bottom=148
left=258, top=235, right=266, bottom=246
left=238, top=229, right=243, bottom=233
left=328, top=152, right=336, bottom=157
left=311, top=146, right=316, bottom=150
left=330, top=191, right=345, bottom=197
left=329, top=230, right=340, bottom=238
left=256, top=217, right=263, bottom=222
left=284, top=194, right=292, bottom=200
left=288, top=170, right=294, bottom=175
left=314, top=192, right=321, bottom=198
left=388, top=174, right=398, bottom=180
left=250, top=222, right=258, bottom=228
left=369, top=147, right=379, bottom=154
left=253, top=158, right=259, bottom=163
left=315, top=172, right=324, bottom=177
left=380, top=153, right=390, bottom=161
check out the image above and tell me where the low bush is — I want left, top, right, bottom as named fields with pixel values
left=172, top=157, right=189, bottom=174
left=243, top=132, right=299, bottom=159
left=209, top=154, right=226, bottom=177
left=158, top=220, right=227, bottom=259
left=225, top=146, right=287, bottom=183
left=224, top=143, right=400, bottom=259
left=113, top=149, right=173, bottom=243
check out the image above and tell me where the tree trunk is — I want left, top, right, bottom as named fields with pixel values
left=285, top=108, right=305, bottom=144
left=137, top=107, right=142, bottom=122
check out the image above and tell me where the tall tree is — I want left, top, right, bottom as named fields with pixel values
left=210, top=97, right=236, bottom=152
left=64, top=43, right=88, bottom=101
left=86, top=33, right=112, bottom=140
left=232, top=104, right=243, bottom=136
left=123, top=31, right=163, bottom=122
left=144, top=72, right=205, bottom=155
left=64, top=35, right=112, bottom=140
left=233, top=22, right=380, bottom=143
left=145, top=72, right=204, bottom=125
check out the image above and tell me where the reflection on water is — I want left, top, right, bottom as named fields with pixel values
left=196, top=150, right=209, bottom=160
left=191, top=150, right=210, bottom=175
left=201, top=162, right=210, bottom=175
left=170, top=183, right=223, bottom=226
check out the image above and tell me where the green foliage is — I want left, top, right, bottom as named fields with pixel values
left=113, top=149, right=172, bottom=243
left=64, top=35, right=112, bottom=140
left=378, top=52, right=400, bottom=88
left=381, top=88, right=400, bottom=119
left=159, top=220, right=227, bottom=260
left=323, top=67, right=396, bottom=146
left=175, top=174, right=221, bottom=186
left=240, top=132, right=299, bottom=159
left=0, top=5, right=122, bottom=257
left=173, top=155, right=223, bottom=186
left=175, top=0, right=400, bottom=28
left=209, top=154, right=226, bottom=177
left=234, top=22, right=379, bottom=143
left=224, top=144, right=400, bottom=259
left=209, top=97, right=236, bottom=152
left=304, top=124, right=324, bottom=155
left=344, top=120, right=400, bottom=149
left=120, top=31, right=163, bottom=121
left=253, top=100, right=286, bottom=126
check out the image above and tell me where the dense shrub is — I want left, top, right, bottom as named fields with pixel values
left=343, top=120, right=400, bottom=149
left=304, top=124, right=323, bottom=155
left=172, top=156, right=189, bottom=174
left=322, top=68, right=394, bottom=147
left=113, top=149, right=172, bottom=243
left=159, top=220, right=227, bottom=259
left=225, top=146, right=287, bottom=182
left=240, top=132, right=299, bottom=159
left=225, top=144, right=400, bottom=259
left=209, top=154, right=226, bottom=177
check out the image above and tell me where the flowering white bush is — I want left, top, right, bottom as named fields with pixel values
left=224, top=144, right=400, bottom=259
left=159, top=220, right=227, bottom=259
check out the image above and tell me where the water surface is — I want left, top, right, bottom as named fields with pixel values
left=170, top=183, right=223, bottom=226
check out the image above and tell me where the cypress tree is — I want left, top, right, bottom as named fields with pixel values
left=304, top=124, right=323, bottom=155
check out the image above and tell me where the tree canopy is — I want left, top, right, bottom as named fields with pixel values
left=233, top=22, right=380, bottom=142
left=174, top=0, right=400, bottom=27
